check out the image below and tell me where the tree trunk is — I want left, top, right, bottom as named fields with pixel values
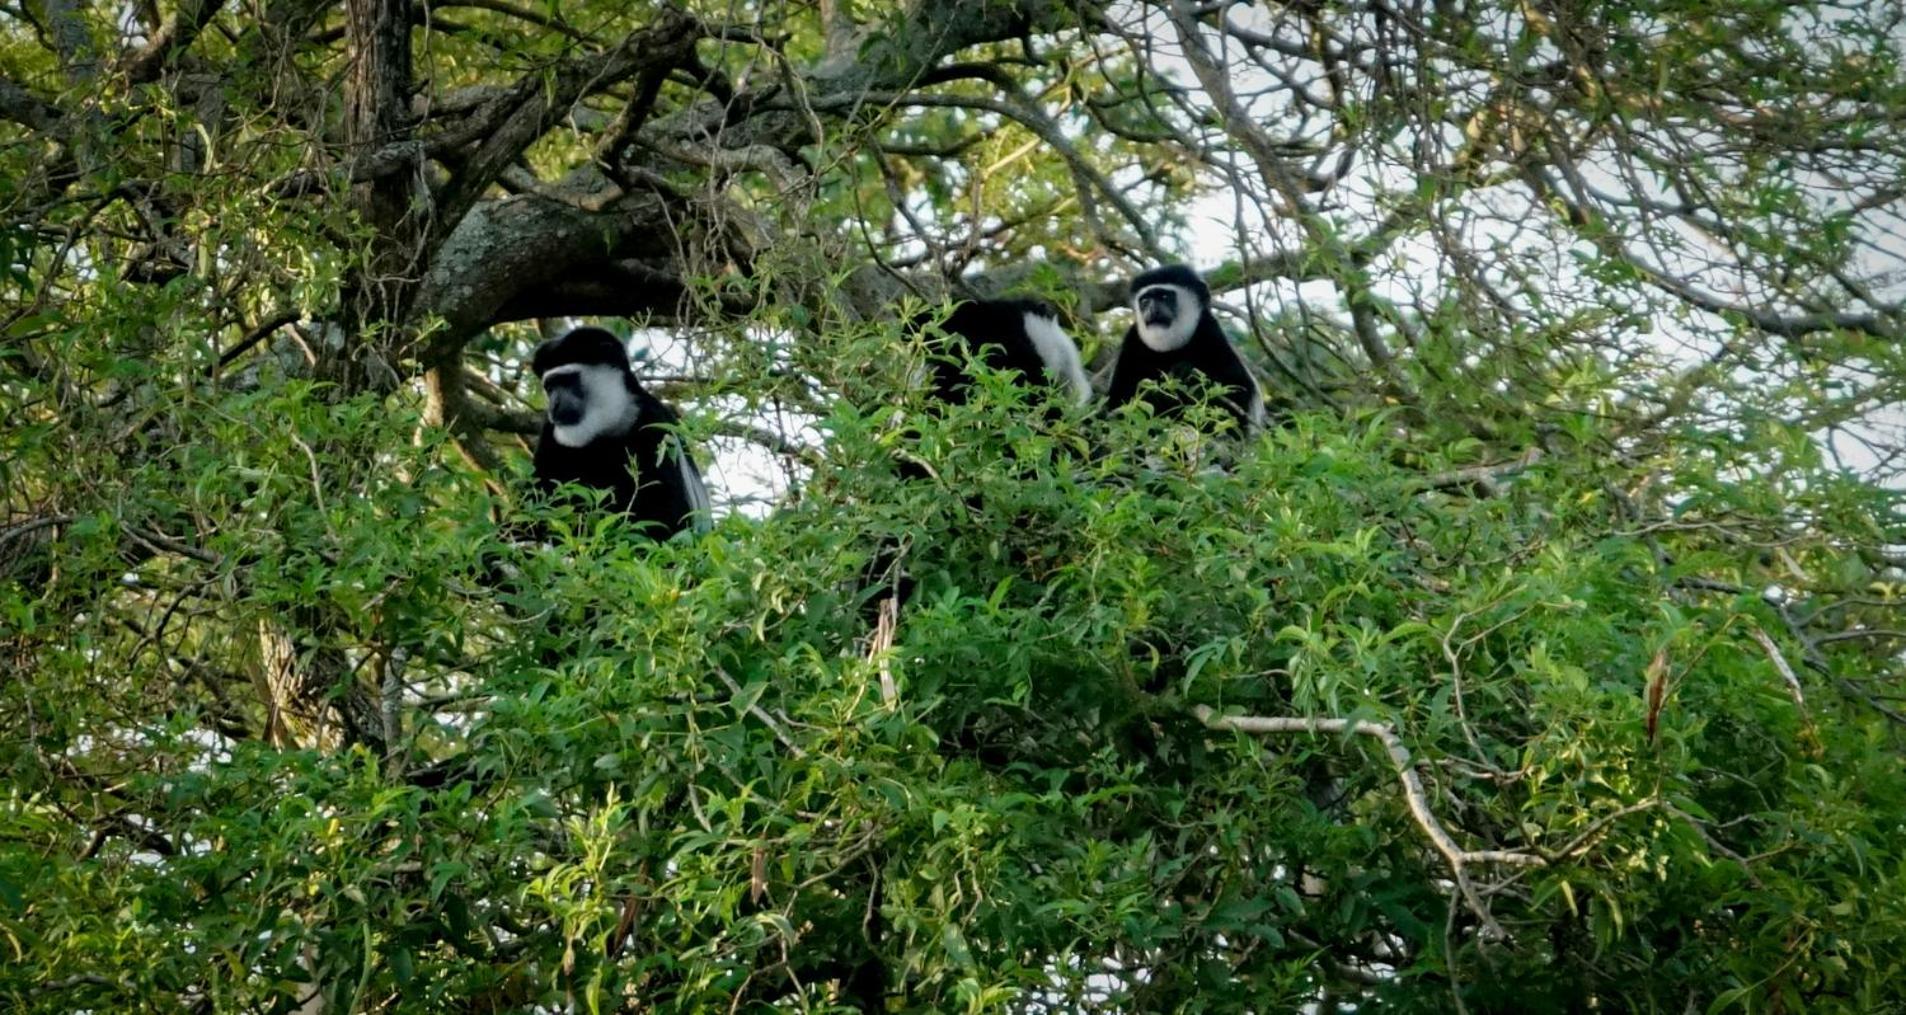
left=335, top=0, right=418, bottom=391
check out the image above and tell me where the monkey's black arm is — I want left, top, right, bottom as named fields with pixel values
left=1189, top=339, right=1264, bottom=432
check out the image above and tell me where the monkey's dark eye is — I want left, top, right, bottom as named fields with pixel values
left=541, top=373, right=580, bottom=394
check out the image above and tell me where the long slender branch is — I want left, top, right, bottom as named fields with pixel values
left=1415, top=448, right=1544, bottom=496
left=1193, top=704, right=1541, bottom=940
left=210, top=308, right=302, bottom=374
left=1166, top=1, right=1399, bottom=370
left=1526, top=165, right=1901, bottom=341
left=0, top=513, right=74, bottom=548
left=806, top=88, right=1162, bottom=258
left=1190, top=705, right=1545, bottom=873
left=433, top=0, right=590, bottom=42
left=714, top=668, right=806, bottom=759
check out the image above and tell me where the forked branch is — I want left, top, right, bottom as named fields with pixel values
left=1191, top=705, right=1544, bottom=873
left=1193, top=704, right=1542, bottom=937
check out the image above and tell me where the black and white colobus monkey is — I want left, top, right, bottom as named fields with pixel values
left=1105, top=265, right=1266, bottom=434
left=530, top=326, right=712, bottom=539
left=861, top=298, right=1091, bottom=617
left=914, top=297, right=1093, bottom=409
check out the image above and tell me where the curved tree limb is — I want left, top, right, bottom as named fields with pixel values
left=1191, top=705, right=1544, bottom=872
left=429, top=9, right=704, bottom=242
left=123, top=0, right=227, bottom=84
left=1191, top=704, right=1543, bottom=938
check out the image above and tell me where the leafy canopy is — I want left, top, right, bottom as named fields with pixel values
left=4, top=0, right=1906, bottom=1011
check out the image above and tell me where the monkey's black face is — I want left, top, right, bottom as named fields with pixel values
left=538, top=361, right=641, bottom=448
left=542, top=371, right=589, bottom=427
left=531, top=326, right=648, bottom=447
left=1132, top=282, right=1202, bottom=352
left=1137, top=286, right=1180, bottom=329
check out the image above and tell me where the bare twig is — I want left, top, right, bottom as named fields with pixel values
left=1438, top=610, right=1502, bottom=774
left=1192, top=704, right=1542, bottom=937
left=1192, top=706, right=1543, bottom=870
left=1547, top=799, right=1664, bottom=860
left=1165, top=1, right=1401, bottom=373
left=1749, top=626, right=1808, bottom=713
left=870, top=595, right=899, bottom=708
left=1417, top=448, right=1544, bottom=497
left=1750, top=626, right=1819, bottom=752
left=714, top=667, right=806, bottom=759
left=1662, top=803, right=1765, bottom=889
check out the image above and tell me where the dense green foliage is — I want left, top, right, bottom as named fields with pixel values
left=6, top=0, right=1906, bottom=1011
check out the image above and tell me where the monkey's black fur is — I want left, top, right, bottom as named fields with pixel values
left=862, top=298, right=1090, bottom=620
left=914, top=297, right=1079, bottom=407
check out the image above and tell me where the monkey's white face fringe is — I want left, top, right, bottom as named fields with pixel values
left=1133, top=284, right=1201, bottom=352
left=544, top=364, right=641, bottom=447
left=1022, top=311, right=1093, bottom=404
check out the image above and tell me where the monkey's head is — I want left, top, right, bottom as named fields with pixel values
left=1130, top=264, right=1209, bottom=353
left=532, top=327, right=644, bottom=447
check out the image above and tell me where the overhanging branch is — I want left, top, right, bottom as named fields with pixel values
left=1527, top=165, right=1903, bottom=342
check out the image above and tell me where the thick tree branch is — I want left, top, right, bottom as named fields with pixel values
left=0, top=74, right=65, bottom=132
left=814, top=0, right=1069, bottom=97
left=123, top=0, right=226, bottom=84
left=660, top=0, right=1072, bottom=151
left=413, top=190, right=681, bottom=349
left=430, top=10, right=702, bottom=242
left=335, top=0, right=420, bottom=380
left=367, top=0, right=1074, bottom=349
left=40, top=0, right=101, bottom=87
